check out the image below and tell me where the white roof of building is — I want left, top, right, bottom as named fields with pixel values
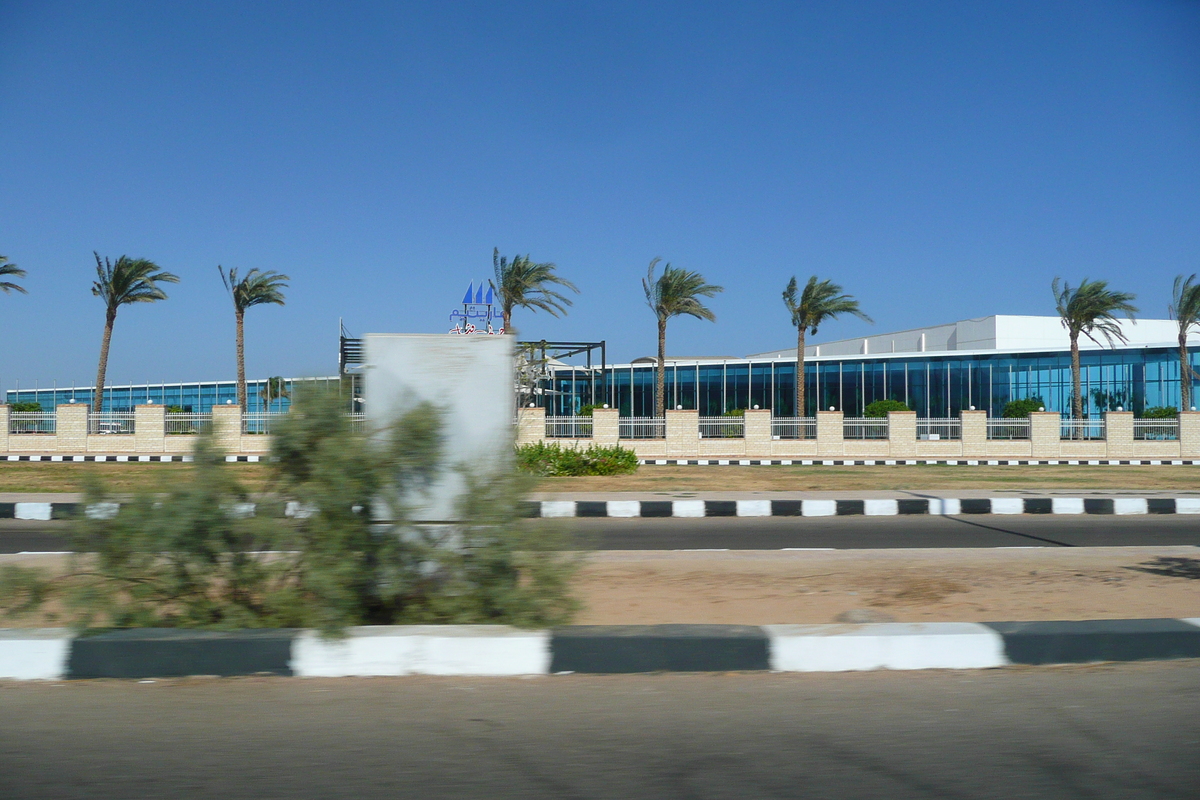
left=747, top=315, right=1194, bottom=360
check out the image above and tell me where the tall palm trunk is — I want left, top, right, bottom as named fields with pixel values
left=93, top=309, right=116, bottom=427
left=795, top=327, right=806, bottom=417
left=656, top=316, right=667, bottom=418
left=1181, top=332, right=1192, bottom=411
left=502, top=309, right=511, bottom=332
left=1070, top=332, right=1083, bottom=423
left=235, top=309, right=247, bottom=409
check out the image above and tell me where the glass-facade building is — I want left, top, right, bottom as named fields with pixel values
left=5, top=377, right=350, bottom=413
left=543, top=345, right=1200, bottom=418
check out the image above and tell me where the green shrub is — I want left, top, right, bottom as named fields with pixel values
left=863, top=399, right=910, bottom=418
left=515, top=441, right=638, bottom=477
left=10, top=401, right=41, bottom=412
left=576, top=404, right=600, bottom=417
left=1140, top=406, right=1177, bottom=419
left=0, top=390, right=580, bottom=635
left=1002, top=397, right=1046, bottom=418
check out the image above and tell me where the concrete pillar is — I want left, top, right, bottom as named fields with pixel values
left=134, top=404, right=166, bottom=453
left=57, top=403, right=88, bottom=453
left=816, top=411, right=843, bottom=457
left=887, top=411, right=917, bottom=458
left=743, top=409, right=772, bottom=458
left=960, top=410, right=987, bottom=457
left=1180, top=411, right=1200, bottom=458
left=211, top=404, right=243, bottom=454
left=1104, top=411, right=1133, bottom=458
left=591, top=408, right=619, bottom=446
left=0, top=405, right=8, bottom=453
left=666, top=409, right=698, bottom=458
left=515, top=406, right=545, bottom=445
left=1029, top=412, right=1061, bottom=458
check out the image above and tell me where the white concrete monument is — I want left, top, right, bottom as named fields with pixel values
left=363, top=333, right=514, bottom=522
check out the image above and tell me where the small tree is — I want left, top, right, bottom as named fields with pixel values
left=1170, top=274, right=1200, bottom=411
left=491, top=248, right=578, bottom=334
left=863, top=399, right=910, bottom=418
left=643, top=258, right=723, bottom=418
left=1001, top=397, right=1046, bottom=418
left=1052, top=278, right=1138, bottom=420
left=0, top=255, right=27, bottom=294
left=782, top=276, right=871, bottom=416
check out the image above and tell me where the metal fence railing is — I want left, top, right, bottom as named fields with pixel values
left=8, top=412, right=56, bottom=435
left=619, top=416, right=666, bottom=439
left=987, top=418, right=1031, bottom=440
left=89, top=412, right=135, bottom=434
left=699, top=416, right=745, bottom=439
left=1060, top=418, right=1106, bottom=440
left=916, top=417, right=962, bottom=440
left=165, top=413, right=211, bottom=435
left=545, top=416, right=594, bottom=438
left=1134, top=418, right=1179, bottom=441
left=771, top=416, right=817, bottom=440
left=345, top=412, right=367, bottom=433
left=242, top=412, right=286, bottom=435
left=843, top=418, right=889, bottom=440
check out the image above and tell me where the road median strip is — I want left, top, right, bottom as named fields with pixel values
left=3, top=620, right=1199, bottom=680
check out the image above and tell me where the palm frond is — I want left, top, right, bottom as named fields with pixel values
left=92, top=253, right=179, bottom=311
left=1171, top=273, right=1200, bottom=335
left=492, top=247, right=578, bottom=324
left=783, top=275, right=871, bottom=335
left=220, top=266, right=290, bottom=313
left=1052, top=277, right=1138, bottom=347
left=645, top=259, right=723, bottom=323
left=0, top=255, right=27, bottom=294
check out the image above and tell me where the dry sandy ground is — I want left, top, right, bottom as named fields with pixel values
left=572, top=547, right=1200, bottom=624
left=4, top=547, right=1199, bottom=627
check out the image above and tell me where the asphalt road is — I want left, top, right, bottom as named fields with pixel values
left=3, top=514, right=1200, bottom=552
left=1, top=662, right=1197, bottom=799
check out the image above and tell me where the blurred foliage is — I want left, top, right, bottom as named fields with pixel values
left=515, top=441, right=639, bottom=477
left=0, top=389, right=580, bottom=635
left=1140, top=406, right=1178, bottom=419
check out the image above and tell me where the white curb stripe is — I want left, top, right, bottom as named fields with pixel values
left=863, top=499, right=898, bottom=516
left=736, top=500, right=772, bottom=517
left=14, top=503, right=53, bottom=521
left=291, top=626, right=551, bottom=676
left=606, top=500, right=641, bottom=518
left=1113, top=498, right=1148, bottom=515
left=539, top=501, right=576, bottom=518
left=1175, top=499, right=1200, bottom=514
left=929, top=498, right=961, bottom=515
left=672, top=500, right=706, bottom=518
left=0, top=629, right=73, bottom=680
left=1052, top=498, right=1085, bottom=514
left=990, top=498, right=1024, bottom=515
left=802, top=499, right=837, bottom=517
left=765, top=623, right=1007, bottom=672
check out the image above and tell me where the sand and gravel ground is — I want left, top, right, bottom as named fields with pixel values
left=4, top=546, right=1198, bottom=627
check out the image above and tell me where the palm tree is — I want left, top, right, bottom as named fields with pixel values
left=1170, top=273, right=1200, bottom=411
left=490, top=248, right=578, bottom=333
left=643, top=258, right=723, bottom=418
left=219, top=267, right=290, bottom=410
left=1052, top=277, right=1138, bottom=420
left=0, top=255, right=26, bottom=294
left=91, top=254, right=179, bottom=419
left=262, top=375, right=290, bottom=412
left=782, top=276, right=872, bottom=416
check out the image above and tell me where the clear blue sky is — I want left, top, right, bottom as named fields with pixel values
left=2, top=1, right=1198, bottom=391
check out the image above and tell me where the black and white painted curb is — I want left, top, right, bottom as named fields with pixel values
left=532, top=497, right=1200, bottom=518
left=3, top=620, right=1200, bottom=680
left=6, top=496, right=1200, bottom=521
left=641, top=458, right=1200, bottom=466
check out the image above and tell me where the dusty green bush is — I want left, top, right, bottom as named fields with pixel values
left=863, top=399, right=910, bottom=417
left=0, top=390, right=580, bottom=634
left=1002, top=397, right=1046, bottom=418
left=515, top=441, right=638, bottom=476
